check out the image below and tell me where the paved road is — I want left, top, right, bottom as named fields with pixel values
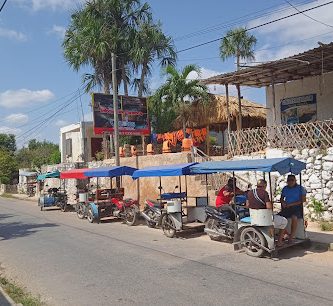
left=0, top=197, right=333, bottom=306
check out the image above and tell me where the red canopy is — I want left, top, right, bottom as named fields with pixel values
left=60, top=168, right=89, bottom=179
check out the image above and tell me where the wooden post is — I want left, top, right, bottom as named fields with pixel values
left=206, top=125, right=210, bottom=156
left=136, top=155, right=140, bottom=204
left=236, top=84, right=242, bottom=130
left=141, top=135, right=145, bottom=155
left=271, top=75, right=276, bottom=124
left=225, top=84, right=231, bottom=134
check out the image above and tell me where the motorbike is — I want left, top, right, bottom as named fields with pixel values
left=87, top=196, right=139, bottom=226
left=204, top=195, right=248, bottom=240
left=141, top=185, right=180, bottom=228
left=140, top=199, right=164, bottom=228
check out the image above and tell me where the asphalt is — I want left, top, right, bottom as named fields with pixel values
left=0, top=197, right=333, bottom=306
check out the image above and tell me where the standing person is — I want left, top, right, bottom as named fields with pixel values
left=216, top=177, right=244, bottom=210
left=279, top=174, right=307, bottom=241
left=246, top=179, right=288, bottom=247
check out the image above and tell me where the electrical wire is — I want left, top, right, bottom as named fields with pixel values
left=177, top=1, right=333, bottom=53
left=284, top=0, right=333, bottom=28
left=0, top=0, right=8, bottom=13
left=174, top=0, right=315, bottom=42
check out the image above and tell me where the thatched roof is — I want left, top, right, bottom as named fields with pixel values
left=173, top=94, right=266, bottom=131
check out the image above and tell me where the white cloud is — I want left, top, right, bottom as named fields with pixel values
left=14, top=0, right=85, bottom=11
left=0, top=89, right=55, bottom=108
left=55, top=119, right=68, bottom=127
left=49, top=25, right=66, bottom=39
left=188, top=67, right=222, bottom=81
left=5, top=113, right=29, bottom=124
left=248, top=0, right=333, bottom=62
left=0, top=126, right=22, bottom=135
left=0, top=27, right=27, bottom=42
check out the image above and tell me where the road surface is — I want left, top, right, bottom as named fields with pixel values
left=0, top=197, right=333, bottom=306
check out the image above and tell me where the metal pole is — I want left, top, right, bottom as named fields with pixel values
left=112, top=52, right=120, bottom=168
left=205, top=174, right=209, bottom=203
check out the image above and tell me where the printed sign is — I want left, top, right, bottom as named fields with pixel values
left=92, top=93, right=150, bottom=135
left=281, top=94, right=317, bottom=124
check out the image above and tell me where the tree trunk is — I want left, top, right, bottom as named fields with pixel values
left=121, top=62, right=128, bottom=96
left=138, top=62, right=147, bottom=98
left=182, top=120, right=186, bottom=140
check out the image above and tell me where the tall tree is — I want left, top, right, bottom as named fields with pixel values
left=63, top=0, right=151, bottom=94
left=132, top=21, right=176, bottom=97
left=152, top=65, right=209, bottom=138
left=0, top=134, right=16, bottom=153
left=0, top=149, right=18, bottom=184
left=219, top=27, right=257, bottom=130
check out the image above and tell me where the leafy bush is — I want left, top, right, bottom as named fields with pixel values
left=319, top=221, right=333, bottom=231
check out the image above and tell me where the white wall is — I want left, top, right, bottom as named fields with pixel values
left=266, top=71, right=333, bottom=126
left=60, top=122, right=103, bottom=163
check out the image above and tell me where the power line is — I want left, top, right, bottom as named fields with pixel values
left=0, top=0, right=8, bottom=13
left=177, top=1, right=333, bottom=53
left=177, top=29, right=333, bottom=62
left=284, top=0, right=333, bottom=28
left=174, top=0, right=315, bottom=42
left=16, top=90, right=84, bottom=140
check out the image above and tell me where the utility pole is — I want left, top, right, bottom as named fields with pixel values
left=112, top=52, right=120, bottom=168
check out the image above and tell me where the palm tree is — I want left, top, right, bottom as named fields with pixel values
left=63, top=0, right=151, bottom=94
left=132, top=21, right=176, bottom=98
left=153, top=64, right=209, bottom=138
left=219, top=27, right=257, bottom=130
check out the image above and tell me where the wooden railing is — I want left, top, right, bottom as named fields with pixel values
left=228, top=119, right=333, bottom=157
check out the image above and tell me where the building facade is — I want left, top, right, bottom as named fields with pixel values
left=266, top=71, right=333, bottom=126
left=60, top=121, right=103, bottom=163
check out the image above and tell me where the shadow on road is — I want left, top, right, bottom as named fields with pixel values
left=0, top=214, right=14, bottom=221
left=0, top=215, right=58, bottom=240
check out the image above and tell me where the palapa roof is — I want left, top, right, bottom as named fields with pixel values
left=174, top=94, right=266, bottom=130
left=201, top=42, right=333, bottom=87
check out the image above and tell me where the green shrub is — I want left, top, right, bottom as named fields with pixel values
left=319, top=221, right=333, bottom=231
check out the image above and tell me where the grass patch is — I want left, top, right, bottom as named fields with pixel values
left=0, top=193, right=15, bottom=199
left=319, top=221, right=333, bottom=231
left=0, top=275, right=45, bottom=306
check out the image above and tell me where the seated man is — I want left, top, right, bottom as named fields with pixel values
left=246, top=179, right=288, bottom=247
left=279, top=174, right=307, bottom=241
left=216, top=177, right=244, bottom=211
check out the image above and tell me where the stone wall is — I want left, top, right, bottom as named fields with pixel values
left=274, top=147, right=333, bottom=222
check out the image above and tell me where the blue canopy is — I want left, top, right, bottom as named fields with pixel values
left=190, top=158, right=306, bottom=175
left=132, top=163, right=198, bottom=179
left=83, top=166, right=137, bottom=178
left=37, top=170, right=60, bottom=181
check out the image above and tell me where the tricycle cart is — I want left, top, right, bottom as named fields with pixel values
left=37, top=170, right=68, bottom=211
left=190, top=157, right=309, bottom=258
left=132, top=163, right=207, bottom=238
left=83, top=166, right=139, bottom=225
left=60, top=168, right=90, bottom=219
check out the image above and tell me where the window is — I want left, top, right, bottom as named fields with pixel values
left=65, top=138, right=72, bottom=157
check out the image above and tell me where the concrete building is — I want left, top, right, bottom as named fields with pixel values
left=60, top=121, right=103, bottom=163
left=266, top=71, right=333, bottom=126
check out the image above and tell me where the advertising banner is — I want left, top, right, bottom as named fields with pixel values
left=92, top=93, right=150, bottom=135
left=281, top=94, right=317, bottom=124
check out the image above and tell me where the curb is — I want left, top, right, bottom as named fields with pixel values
left=0, top=285, right=21, bottom=306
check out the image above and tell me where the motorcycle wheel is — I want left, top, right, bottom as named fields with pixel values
left=87, top=207, right=95, bottom=223
left=145, top=210, right=157, bottom=228
left=125, top=207, right=137, bottom=226
left=162, top=214, right=176, bottom=238
left=205, top=218, right=220, bottom=241
left=77, top=203, right=86, bottom=219
left=240, top=227, right=266, bottom=258
left=60, top=202, right=67, bottom=212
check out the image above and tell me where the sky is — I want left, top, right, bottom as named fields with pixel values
left=1, top=0, right=333, bottom=147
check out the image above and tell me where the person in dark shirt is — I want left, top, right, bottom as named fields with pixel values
left=246, top=179, right=288, bottom=247
left=279, top=175, right=307, bottom=241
